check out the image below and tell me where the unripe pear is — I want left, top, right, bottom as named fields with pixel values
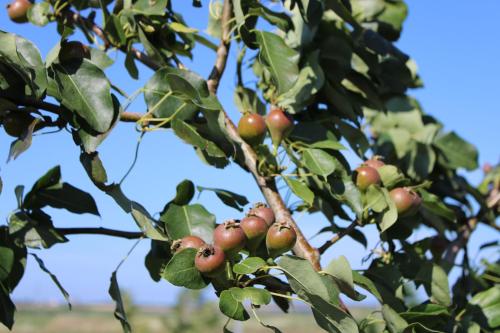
left=265, top=107, right=294, bottom=150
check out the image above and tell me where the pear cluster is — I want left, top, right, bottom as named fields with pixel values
left=171, top=202, right=296, bottom=276
left=237, top=107, right=294, bottom=150
left=354, top=157, right=422, bottom=216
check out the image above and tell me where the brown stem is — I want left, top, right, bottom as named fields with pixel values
left=318, top=220, right=359, bottom=255
left=58, top=227, right=144, bottom=239
left=204, top=0, right=320, bottom=270
left=9, top=97, right=142, bottom=122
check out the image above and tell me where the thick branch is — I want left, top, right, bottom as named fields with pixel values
left=58, top=227, right=144, bottom=239
left=60, top=10, right=161, bottom=71
left=205, top=0, right=320, bottom=270
left=318, top=220, right=359, bottom=254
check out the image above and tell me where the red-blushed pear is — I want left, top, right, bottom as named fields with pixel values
left=240, top=214, right=268, bottom=252
left=237, top=113, right=267, bottom=146
left=213, top=220, right=247, bottom=255
left=265, top=107, right=294, bottom=150
left=266, top=221, right=296, bottom=258
left=355, top=166, right=381, bottom=190
left=389, top=187, right=421, bottom=216
left=364, top=156, right=386, bottom=169
left=194, top=244, right=226, bottom=277
left=7, top=0, right=32, bottom=23
left=170, top=235, right=205, bottom=254
left=248, top=202, right=275, bottom=226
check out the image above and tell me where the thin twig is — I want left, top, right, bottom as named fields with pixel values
left=9, top=97, right=142, bottom=122
left=318, top=220, right=360, bottom=254
left=58, top=227, right=144, bottom=239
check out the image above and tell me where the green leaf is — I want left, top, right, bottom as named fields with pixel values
left=310, top=140, right=347, bottom=151
left=378, top=188, right=398, bottom=232
left=365, top=185, right=388, bottom=213
left=8, top=211, right=67, bottom=249
left=161, top=204, right=215, bottom=243
left=323, top=256, right=364, bottom=301
left=324, top=256, right=354, bottom=292
left=278, top=50, right=325, bottom=113
left=52, top=60, right=116, bottom=133
left=233, top=257, right=266, bottom=275
left=130, top=203, right=168, bottom=241
left=30, top=253, right=71, bottom=310
left=230, top=287, right=271, bottom=306
left=7, top=117, right=39, bottom=162
left=434, top=131, right=478, bottom=170
left=255, top=31, right=299, bottom=96
left=284, top=177, right=314, bottom=206
left=89, top=48, right=114, bottom=70
left=468, top=285, right=500, bottom=329
left=131, top=0, right=168, bottom=15
left=420, top=191, right=456, bottom=222
left=172, top=119, right=226, bottom=158
left=278, top=256, right=358, bottom=333
left=27, top=2, right=50, bottom=26
left=23, top=166, right=61, bottom=203
left=144, top=240, right=171, bottom=282
left=302, top=149, right=336, bottom=177
left=382, top=305, right=408, bottom=333
left=196, top=186, right=249, bottom=212
left=416, top=263, right=451, bottom=306
left=352, top=271, right=383, bottom=303
left=108, top=271, right=131, bottom=333
left=377, top=165, right=405, bottom=189
left=219, top=289, right=249, bottom=321
left=0, top=247, right=14, bottom=281
left=0, top=282, right=15, bottom=330
left=24, top=183, right=100, bottom=216
left=0, top=32, right=47, bottom=99
left=80, top=152, right=108, bottom=187
left=162, top=248, right=208, bottom=289
left=162, top=179, right=195, bottom=213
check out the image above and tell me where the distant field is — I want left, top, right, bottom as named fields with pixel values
left=1, top=304, right=374, bottom=333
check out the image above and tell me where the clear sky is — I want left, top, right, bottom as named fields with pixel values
left=0, top=0, right=498, bottom=307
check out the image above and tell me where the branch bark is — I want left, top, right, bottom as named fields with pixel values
left=58, top=227, right=144, bottom=239
left=205, top=0, right=320, bottom=270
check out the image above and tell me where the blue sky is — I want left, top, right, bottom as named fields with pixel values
left=0, top=0, right=498, bottom=307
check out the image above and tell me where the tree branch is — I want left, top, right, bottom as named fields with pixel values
left=318, top=220, right=359, bottom=255
left=9, top=97, right=142, bottom=122
left=205, top=0, right=320, bottom=270
left=57, top=227, right=144, bottom=239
